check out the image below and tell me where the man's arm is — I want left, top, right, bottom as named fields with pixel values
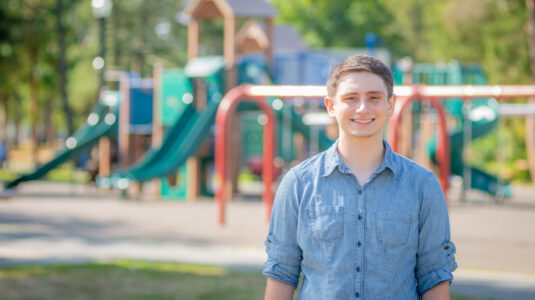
left=422, top=282, right=450, bottom=300
left=262, top=169, right=303, bottom=295
left=264, top=278, right=295, bottom=300
left=415, top=172, right=457, bottom=296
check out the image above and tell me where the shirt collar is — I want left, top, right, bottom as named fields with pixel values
left=321, top=139, right=397, bottom=178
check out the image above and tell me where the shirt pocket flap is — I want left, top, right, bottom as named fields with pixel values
left=307, top=205, right=344, bottom=242
left=376, top=210, right=413, bottom=247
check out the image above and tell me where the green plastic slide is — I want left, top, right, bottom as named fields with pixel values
left=112, top=72, right=223, bottom=186
left=415, top=63, right=512, bottom=197
left=4, top=92, right=120, bottom=189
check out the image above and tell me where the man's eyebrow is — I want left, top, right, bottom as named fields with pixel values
left=339, top=92, right=360, bottom=97
left=366, top=91, right=385, bottom=95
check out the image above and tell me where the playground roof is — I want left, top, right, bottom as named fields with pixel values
left=236, top=20, right=270, bottom=54
left=184, top=0, right=277, bottom=19
left=273, top=25, right=308, bottom=52
left=236, top=21, right=308, bottom=54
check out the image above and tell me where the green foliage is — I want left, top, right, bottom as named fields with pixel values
left=272, top=0, right=403, bottom=50
left=273, top=0, right=531, bottom=83
left=471, top=118, right=532, bottom=183
left=1, top=0, right=191, bottom=135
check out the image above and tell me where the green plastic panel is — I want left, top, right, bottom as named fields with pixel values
left=160, top=164, right=187, bottom=201
left=160, top=70, right=193, bottom=127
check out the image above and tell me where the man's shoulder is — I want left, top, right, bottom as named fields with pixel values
left=287, top=151, right=328, bottom=179
left=390, top=150, right=436, bottom=180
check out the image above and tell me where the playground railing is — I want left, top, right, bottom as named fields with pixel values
left=215, top=84, right=535, bottom=225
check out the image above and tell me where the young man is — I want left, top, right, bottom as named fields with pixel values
left=263, top=55, right=457, bottom=299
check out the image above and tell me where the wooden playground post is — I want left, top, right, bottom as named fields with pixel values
left=98, top=137, right=111, bottom=178
left=264, top=17, right=274, bottom=74
left=398, top=65, right=413, bottom=158
left=185, top=78, right=208, bottom=202
left=187, top=19, right=199, bottom=61
left=223, top=15, right=237, bottom=91
left=118, top=74, right=130, bottom=169
left=151, top=63, right=164, bottom=198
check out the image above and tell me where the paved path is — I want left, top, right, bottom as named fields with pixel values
left=1, top=181, right=534, bottom=299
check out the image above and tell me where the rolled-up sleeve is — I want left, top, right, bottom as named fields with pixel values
left=416, top=172, right=458, bottom=296
left=262, top=168, right=303, bottom=287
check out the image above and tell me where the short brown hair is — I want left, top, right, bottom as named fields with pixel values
left=326, top=55, right=393, bottom=99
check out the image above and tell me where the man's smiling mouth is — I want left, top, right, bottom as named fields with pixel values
left=351, top=118, right=374, bottom=124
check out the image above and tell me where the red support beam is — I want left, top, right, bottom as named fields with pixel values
left=215, top=85, right=276, bottom=225
left=389, top=94, right=450, bottom=195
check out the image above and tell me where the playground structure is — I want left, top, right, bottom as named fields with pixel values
left=214, top=84, right=535, bottom=224
left=2, top=0, right=534, bottom=226
left=4, top=91, right=120, bottom=189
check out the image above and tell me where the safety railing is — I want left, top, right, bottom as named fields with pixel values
left=215, top=84, right=535, bottom=225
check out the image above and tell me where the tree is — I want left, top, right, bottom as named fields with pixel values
left=525, top=0, right=535, bottom=184
left=273, top=0, right=403, bottom=52
left=56, top=0, right=74, bottom=135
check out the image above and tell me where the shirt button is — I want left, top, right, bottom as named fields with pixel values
left=357, top=214, right=363, bottom=221
left=356, top=266, right=361, bottom=272
left=358, top=190, right=362, bottom=195
left=357, top=241, right=362, bottom=247
left=355, top=292, right=360, bottom=298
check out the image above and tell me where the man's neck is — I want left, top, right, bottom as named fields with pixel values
left=337, top=135, right=385, bottom=186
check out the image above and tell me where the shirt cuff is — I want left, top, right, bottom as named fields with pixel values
left=263, top=259, right=300, bottom=287
left=417, top=241, right=458, bottom=295
left=262, top=234, right=302, bottom=287
left=417, top=267, right=454, bottom=296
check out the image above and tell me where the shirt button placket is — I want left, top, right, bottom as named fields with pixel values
left=356, top=188, right=364, bottom=300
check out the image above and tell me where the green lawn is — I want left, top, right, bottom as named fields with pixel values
left=0, top=260, right=484, bottom=299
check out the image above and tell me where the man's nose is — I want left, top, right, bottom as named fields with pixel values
left=355, top=99, right=369, bottom=112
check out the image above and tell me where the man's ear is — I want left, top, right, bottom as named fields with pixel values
left=387, top=95, right=396, bottom=117
left=324, top=97, right=336, bottom=117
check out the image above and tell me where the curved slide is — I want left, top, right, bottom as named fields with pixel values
left=428, top=97, right=512, bottom=197
left=4, top=92, right=120, bottom=189
left=111, top=72, right=223, bottom=185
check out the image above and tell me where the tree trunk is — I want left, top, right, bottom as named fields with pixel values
left=0, top=93, right=7, bottom=143
left=56, top=0, right=74, bottom=135
left=13, top=93, right=22, bottom=147
left=44, top=97, right=56, bottom=147
left=525, top=0, right=535, bottom=184
left=29, top=54, right=40, bottom=165
left=112, top=0, right=121, bottom=68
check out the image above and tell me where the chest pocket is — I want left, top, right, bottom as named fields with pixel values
left=376, top=210, right=412, bottom=247
left=308, top=205, right=344, bottom=242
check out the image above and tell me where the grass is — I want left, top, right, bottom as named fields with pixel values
left=0, top=260, right=487, bottom=300
left=0, top=260, right=266, bottom=300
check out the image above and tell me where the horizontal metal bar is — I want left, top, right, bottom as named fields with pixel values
left=244, top=84, right=535, bottom=99
left=499, top=103, right=535, bottom=117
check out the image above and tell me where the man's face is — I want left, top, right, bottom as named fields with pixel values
left=324, top=72, right=394, bottom=141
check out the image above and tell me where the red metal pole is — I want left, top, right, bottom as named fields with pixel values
left=214, top=85, right=276, bottom=225
left=428, top=97, right=450, bottom=193
left=389, top=93, right=450, bottom=196
left=262, top=102, right=276, bottom=222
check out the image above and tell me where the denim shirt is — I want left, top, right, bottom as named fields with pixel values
left=263, top=141, right=457, bottom=299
